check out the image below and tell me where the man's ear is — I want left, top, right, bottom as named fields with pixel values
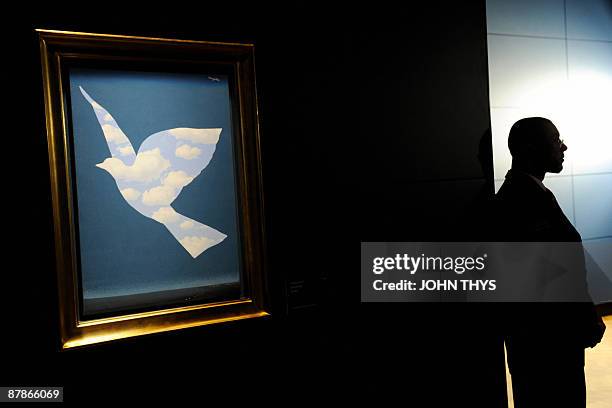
left=523, top=142, right=540, bottom=157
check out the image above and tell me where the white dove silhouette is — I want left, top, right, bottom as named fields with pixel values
left=79, top=86, right=227, bottom=258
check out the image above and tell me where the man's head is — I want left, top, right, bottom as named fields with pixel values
left=508, top=117, right=567, bottom=174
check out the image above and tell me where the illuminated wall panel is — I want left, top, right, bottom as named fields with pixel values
left=566, top=0, right=612, bottom=41
left=486, top=0, right=612, bottom=302
left=487, top=35, right=567, bottom=109
left=542, top=176, right=575, bottom=224
left=574, top=174, right=612, bottom=239
left=486, top=0, right=566, bottom=37
left=567, top=40, right=612, bottom=175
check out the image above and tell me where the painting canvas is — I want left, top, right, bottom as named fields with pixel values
left=39, top=30, right=267, bottom=348
left=68, top=68, right=243, bottom=317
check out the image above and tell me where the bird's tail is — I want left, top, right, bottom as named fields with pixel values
left=157, top=207, right=227, bottom=258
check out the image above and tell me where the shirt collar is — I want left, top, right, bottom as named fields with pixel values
left=506, top=169, right=549, bottom=192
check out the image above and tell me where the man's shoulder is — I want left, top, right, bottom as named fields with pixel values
left=493, top=173, right=556, bottom=239
left=496, top=172, right=548, bottom=204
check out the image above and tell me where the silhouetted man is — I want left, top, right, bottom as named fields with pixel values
left=495, top=117, right=605, bottom=407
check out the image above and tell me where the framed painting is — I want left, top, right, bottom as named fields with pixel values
left=38, top=30, right=269, bottom=349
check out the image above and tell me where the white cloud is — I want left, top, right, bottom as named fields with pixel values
left=142, top=185, right=177, bottom=206
left=162, top=171, right=193, bottom=189
left=175, top=144, right=202, bottom=160
left=179, top=235, right=218, bottom=258
left=120, top=188, right=141, bottom=201
left=118, top=145, right=135, bottom=156
left=102, top=124, right=128, bottom=144
left=103, top=113, right=114, bottom=122
left=169, top=128, right=222, bottom=145
left=151, top=206, right=180, bottom=224
left=180, top=220, right=194, bottom=230
left=96, top=148, right=170, bottom=183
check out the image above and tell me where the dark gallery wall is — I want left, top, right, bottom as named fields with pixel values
left=1, top=1, right=505, bottom=405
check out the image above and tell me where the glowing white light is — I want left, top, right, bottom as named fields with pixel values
left=500, top=70, right=612, bottom=176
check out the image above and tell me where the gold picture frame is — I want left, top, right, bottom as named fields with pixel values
left=38, top=29, right=269, bottom=349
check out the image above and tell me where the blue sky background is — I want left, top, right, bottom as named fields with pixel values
left=69, top=67, right=242, bottom=299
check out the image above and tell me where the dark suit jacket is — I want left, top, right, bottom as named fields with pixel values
left=496, top=170, right=579, bottom=242
left=494, top=170, right=599, bottom=347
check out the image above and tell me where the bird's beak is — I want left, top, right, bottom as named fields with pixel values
left=95, top=161, right=111, bottom=174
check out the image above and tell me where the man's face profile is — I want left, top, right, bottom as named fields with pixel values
left=540, top=121, right=567, bottom=174
left=509, top=117, right=568, bottom=175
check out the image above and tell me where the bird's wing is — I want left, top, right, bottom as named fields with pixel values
left=138, top=127, right=223, bottom=190
left=79, top=86, right=136, bottom=165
